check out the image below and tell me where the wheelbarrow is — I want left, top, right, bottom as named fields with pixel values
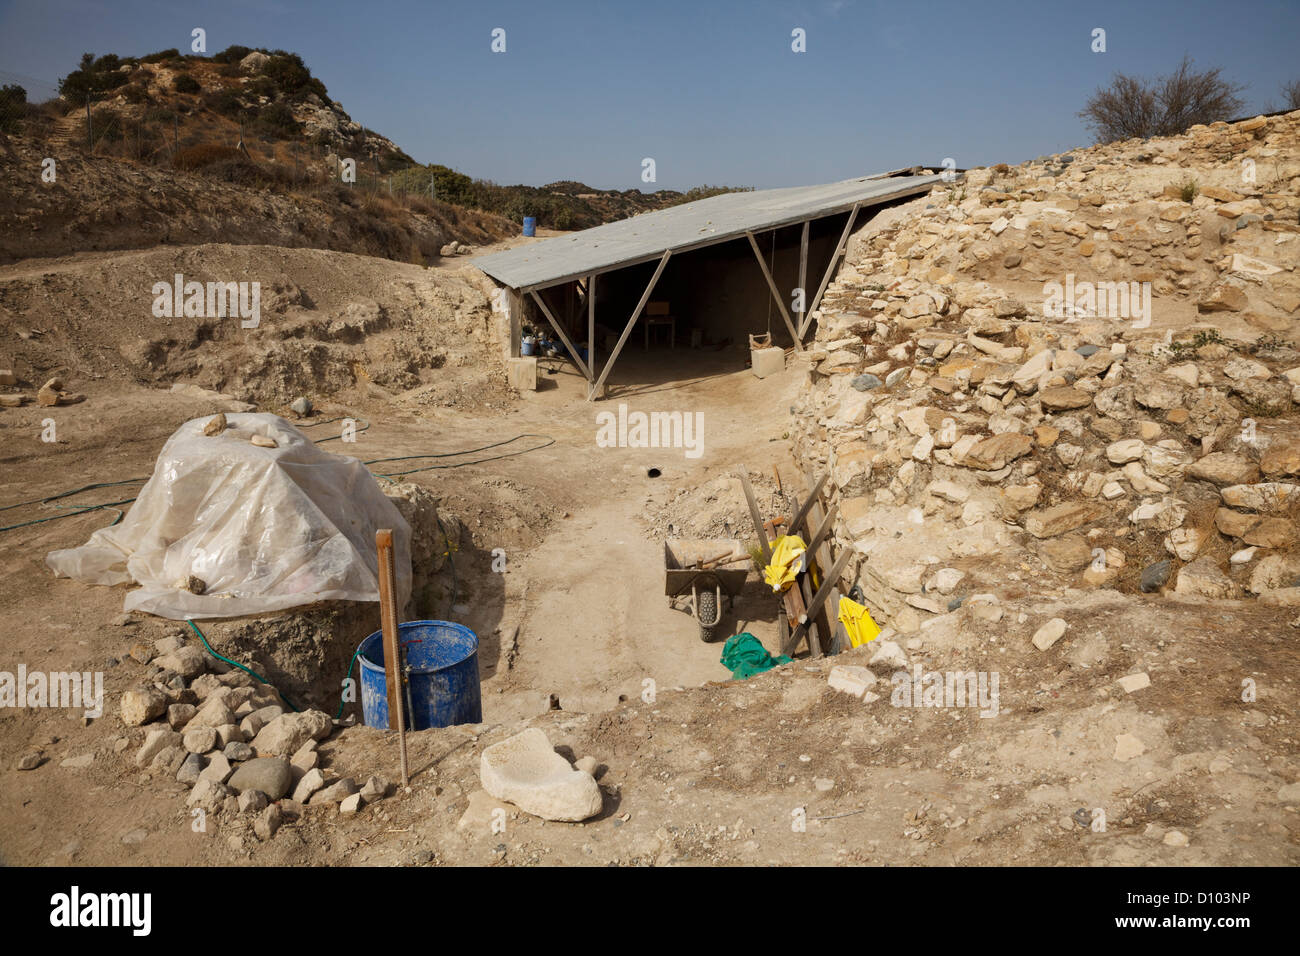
left=664, top=538, right=750, bottom=642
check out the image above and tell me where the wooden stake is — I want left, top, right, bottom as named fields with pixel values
left=375, top=529, right=409, bottom=788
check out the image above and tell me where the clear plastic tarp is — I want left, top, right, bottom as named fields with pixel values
left=47, top=413, right=411, bottom=619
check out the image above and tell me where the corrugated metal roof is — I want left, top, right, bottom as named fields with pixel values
left=472, top=172, right=943, bottom=291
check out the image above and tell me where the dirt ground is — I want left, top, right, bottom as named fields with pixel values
left=1, top=233, right=1298, bottom=867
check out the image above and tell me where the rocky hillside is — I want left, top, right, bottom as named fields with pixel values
left=792, top=109, right=1300, bottom=630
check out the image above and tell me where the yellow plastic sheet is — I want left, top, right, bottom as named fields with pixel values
left=838, top=595, right=881, bottom=648
left=762, top=535, right=807, bottom=593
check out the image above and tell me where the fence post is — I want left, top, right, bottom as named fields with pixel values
left=85, top=96, right=92, bottom=150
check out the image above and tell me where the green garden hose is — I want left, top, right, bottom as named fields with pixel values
left=186, top=619, right=300, bottom=713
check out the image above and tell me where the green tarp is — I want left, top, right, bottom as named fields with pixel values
left=720, top=632, right=792, bottom=680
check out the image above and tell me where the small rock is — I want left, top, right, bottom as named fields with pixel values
left=250, top=435, right=277, bottom=448
left=203, top=413, right=228, bottom=436
left=224, top=741, right=254, bottom=762
left=289, top=397, right=312, bottom=417
left=1113, top=733, right=1146, bottom=762
left=828, top=664, right=878, bottom=699
left=309, top=777, right=359, bottom=806
left=17, top=752, right=43, bottom=771
left=120, top=686, right=168, bottom=726
left=1031, top=618, right=1067, bottom=651
left=292, top=767, right=326, bottom=803
left=238, top=789, right=268, bottom=813
left=175, top=752, right=205, bottom=786
left=1117, top=672, right=1151, bottom=693
left=183, top=726, right=217, bottom=754
left=360, top=775, right=390, bottom=802
left=340, top=793, right=363, bottom=815
left=1162, top=830, right=1189, bottom=847
left=1140, top=560, right=1172, bottom=593
left=253, top=804, right=283, bottom=841
left=199, top=752, right=234, bottom=785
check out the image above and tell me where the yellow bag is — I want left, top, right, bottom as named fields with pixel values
left=762, top=535, right=807, bottom=593
left=837, top=595, right=881, bottom=648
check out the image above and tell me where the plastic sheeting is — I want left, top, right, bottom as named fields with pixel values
left=47, top=413, right=412, bottom=620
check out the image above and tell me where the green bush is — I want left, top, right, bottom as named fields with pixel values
left=262, top=53, right=328, bottom=102
left=173, top=73, right=201, bottom=94
left=200, top=88, right=247, bottom=119
left=251, top=101, right=300, bottom=138
left=0, top=83, right=26, bottom=132
left=140, top=48, right=180, bottom=63
left=212, top=45, right=253, bottom=65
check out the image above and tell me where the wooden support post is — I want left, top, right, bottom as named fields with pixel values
left=590, top=250, right=671, bottom=397
left=587, top=273, right=597, bottom=399
left=506, top=288, right=523, bottom=360
left=530, top=288, right=592, bottom=380
left=746, top=231, right=804, bottom=351
left=798, top=220, right=809, bottom=333
left=800, top=203, right=860, bottom=338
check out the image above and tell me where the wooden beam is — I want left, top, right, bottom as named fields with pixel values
left=800, top=203, right=859, bottom=338
left=530, top=289, right=592, bottom=381
left=746, top=231, right=804, bottom=352
left=590, top=250, right=671, bottom=397
left=798, top=219, right=809, bottom=332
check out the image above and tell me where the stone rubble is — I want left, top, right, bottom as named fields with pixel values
left=788, top=110, right=1300, bottom=638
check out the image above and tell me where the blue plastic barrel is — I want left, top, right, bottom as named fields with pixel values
left=358, top=621, right=482, bottom=730
left=522, top=216, right=537, bottom=237
left=521, top=338, right=536, bottom=356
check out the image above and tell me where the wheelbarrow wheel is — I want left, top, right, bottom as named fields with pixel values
left=697, top=589, right=718, bottom=643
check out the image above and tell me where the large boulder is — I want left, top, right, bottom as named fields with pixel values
left=251, top=711, right=333, bottom=756
left=480, top=728, right=602, bottom=822
left=227, top=757, right=293, bottom=800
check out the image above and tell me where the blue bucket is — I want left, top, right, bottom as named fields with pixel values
left=522, top=216, right=537, bottom=237
left=358, top=621, right=482, bottom=730
left=521, top=338, right=536, bottom=356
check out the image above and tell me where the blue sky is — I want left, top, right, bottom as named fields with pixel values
left=1, top=0, right=1297, bottom=190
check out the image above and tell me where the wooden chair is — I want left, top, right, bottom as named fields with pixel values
left=644, top=300, right=675, bottom=349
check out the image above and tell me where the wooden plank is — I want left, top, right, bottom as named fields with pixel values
left=790, top=549, right=852, bottom=649
left=800, top=203, right=860, bottom=338
left=590, top=250, right=671, bottom=396
left=800, top=501, right=839, bottom=572
left=746, top=231, right=804, bottom=352
left=530, top=289, right=592, bottom=381
left=785, top=472, right=828, bottom=536
left=738, top=470, right=773, bottom=563
left=803, top=474, right=840, bottom=644
left=799, top=572, right=822, bottom=658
